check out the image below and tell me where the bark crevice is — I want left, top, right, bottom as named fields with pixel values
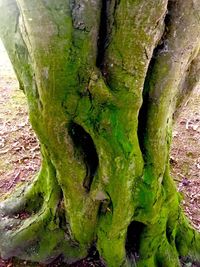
left=96, top=0, right=118, bottom=72
left=125, top=221, right=146, bottom=264
left=68, top=122, right=99, bottom=192
left=96, top=0, right=109, bottom=69
left=137, top=2, right=171, bottom=158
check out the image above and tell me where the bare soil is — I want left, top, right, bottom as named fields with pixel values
left=0, top=40, right=199, bottom=267
left=0, top=41, right=40, bottom=201
left=171, top=87, right=200, bottom=232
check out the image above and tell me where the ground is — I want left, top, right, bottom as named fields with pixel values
left=0, top=39, right=199, bottom=267
left=0, top=41, right=40, bottom=199
left=171, top=87, right=200, bottom=232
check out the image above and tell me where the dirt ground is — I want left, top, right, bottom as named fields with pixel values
left=0, top=40, right=199, bottom=267
left=171, top=87, right=200, bottom=232
left=0, top=41, right=40, bottom=200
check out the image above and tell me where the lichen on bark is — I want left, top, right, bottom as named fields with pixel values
left=0, top=0, right=200, bottom=266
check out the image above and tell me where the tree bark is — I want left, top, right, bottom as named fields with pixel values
left=0, top=0, right=200, bottom=266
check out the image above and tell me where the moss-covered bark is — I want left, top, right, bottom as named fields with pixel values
left=0, top=0, right=200, bottom=266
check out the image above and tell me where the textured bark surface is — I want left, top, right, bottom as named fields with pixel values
left=0, top=0, right=200, bottom=266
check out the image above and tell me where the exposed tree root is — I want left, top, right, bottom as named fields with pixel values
left=176, top=215, right=200, bottom=262
left=0, top=171, right=86, bottom=264
left=0, top=146, right=199, bottom=267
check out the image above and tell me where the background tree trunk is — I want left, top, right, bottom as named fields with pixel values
left=0, top=0, right=200, bottom=266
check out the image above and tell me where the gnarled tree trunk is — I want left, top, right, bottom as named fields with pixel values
left=0, top=0, right=200, bottom=266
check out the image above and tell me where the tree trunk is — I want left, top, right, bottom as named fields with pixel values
left=0, top=0, right=200, bottom=266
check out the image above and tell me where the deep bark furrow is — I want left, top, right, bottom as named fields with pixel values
left=96, top=0, right=109, bottom=69
left=96, top=0, right=121, bottom=86
left=137, top=2, right=170, bottom=157
left=69, top=122, right=99, bottom=192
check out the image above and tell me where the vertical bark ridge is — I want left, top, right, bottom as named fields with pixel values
left=95, top=1, right=168, bottom=265
left=137, top=1, right=171, bottom=157
left=14, top=0, right=102, bottom=250
left=175, top=48, right=200, bottom=118
left=135, top=0, right=200, bottom=224
left=131, top=1, right=200, bottom=265
left=0, top=0, right=41, bottom=122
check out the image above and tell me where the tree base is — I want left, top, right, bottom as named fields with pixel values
left=0, top=172, right=199, bottom=267
left=0, top=165, right=87, bottom=264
